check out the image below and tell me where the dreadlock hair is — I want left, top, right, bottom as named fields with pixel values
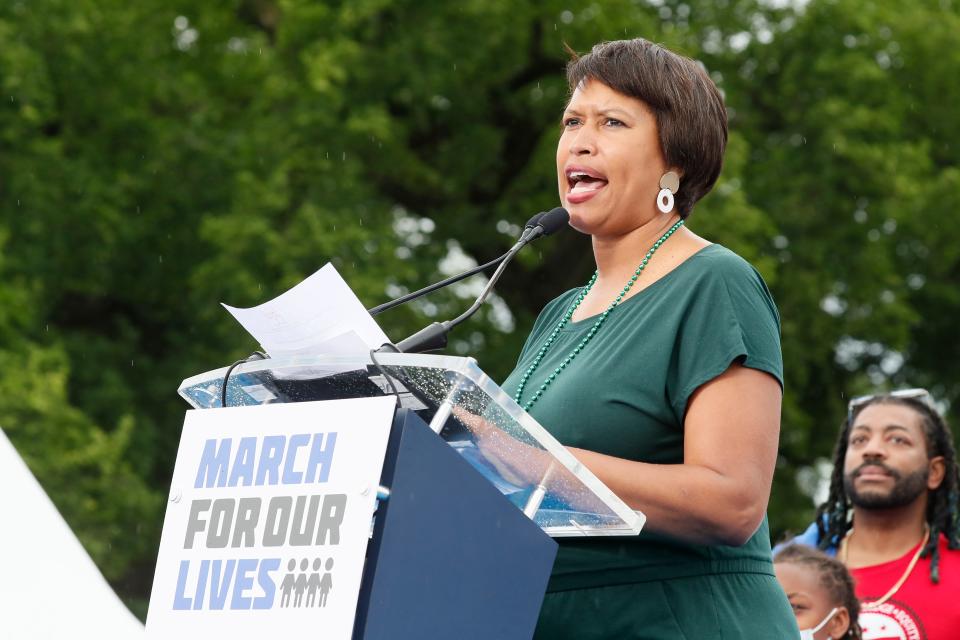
left=774, top=544, right=863, bottom=639
left=814, top=394, right=960, bottom=583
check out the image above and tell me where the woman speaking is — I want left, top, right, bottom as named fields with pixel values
left=500, top=39, right=798, bottom=638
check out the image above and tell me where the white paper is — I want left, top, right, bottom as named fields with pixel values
left=222, top=264, right=390, bottom=357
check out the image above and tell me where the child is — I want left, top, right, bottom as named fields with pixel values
left=774, top=544, right=862, bottom=639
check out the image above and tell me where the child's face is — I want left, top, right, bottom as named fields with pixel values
left=774, top=561, right=842, bottom=638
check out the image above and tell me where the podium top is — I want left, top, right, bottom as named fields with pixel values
left=179, top=352, right=644, bottom=538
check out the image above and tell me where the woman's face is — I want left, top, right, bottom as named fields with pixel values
left=774, top=561, right=848, bottom=639
left=556, top=79, right=669, bottom=237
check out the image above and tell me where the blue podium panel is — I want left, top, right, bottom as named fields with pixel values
left=354, top=409, right=557, bottom=640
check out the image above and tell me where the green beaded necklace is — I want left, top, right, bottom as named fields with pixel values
left=514, top=217, right=685, bottom=411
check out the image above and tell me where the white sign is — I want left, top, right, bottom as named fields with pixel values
left=146, top=397, right=395, bottom=639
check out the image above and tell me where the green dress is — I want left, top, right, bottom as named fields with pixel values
left=501, top=245, right=799, bottom=639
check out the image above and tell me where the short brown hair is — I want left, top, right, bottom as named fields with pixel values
left=566, top=39, right=727, bottom=218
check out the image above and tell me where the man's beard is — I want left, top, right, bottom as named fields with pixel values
left=844, top=462, right=930, bottom=509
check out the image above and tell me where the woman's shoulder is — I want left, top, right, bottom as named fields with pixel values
left=672, top=244, right=780, bottom=327
left=677, top=244, right=773, bottom=297
left=683, top=244, right=763, bottom=279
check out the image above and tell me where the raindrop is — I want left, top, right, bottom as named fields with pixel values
left=159, top=255, right=163, bottom=263
left=131, top=360, right=135, bottom=367
left=560, top=10, right=574, bottom=24
left=45, top=324, right=49, bottom=332
left=342, top=152, right=347, bottom=161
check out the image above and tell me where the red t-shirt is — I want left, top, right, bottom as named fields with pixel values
left=852, top=534, right=960, bottom=640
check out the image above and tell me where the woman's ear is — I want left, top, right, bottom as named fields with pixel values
left=826, top=606, right=851, bottom=639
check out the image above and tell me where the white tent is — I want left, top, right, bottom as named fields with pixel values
left=0, top=428, right=145, bottom=639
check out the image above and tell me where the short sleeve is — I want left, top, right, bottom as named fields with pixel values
left=666, top=253, right=783, bottom=421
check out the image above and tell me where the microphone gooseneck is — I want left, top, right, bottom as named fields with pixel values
left=392, top=207, right=570, bottom=354
left=367, top=211, right=550, bottom=317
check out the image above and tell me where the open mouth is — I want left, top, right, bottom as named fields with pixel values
left=566, top=168, right=608, bottom=195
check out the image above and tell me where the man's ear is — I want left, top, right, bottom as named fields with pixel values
left=928, top=455, right=946, bottom=491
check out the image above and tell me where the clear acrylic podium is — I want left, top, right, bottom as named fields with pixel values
left=178, top=353, right=644, bottom=639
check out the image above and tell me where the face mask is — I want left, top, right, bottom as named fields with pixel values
left=798, top=607, right=838, bottom=640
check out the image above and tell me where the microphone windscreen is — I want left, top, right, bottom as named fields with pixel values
left=524, top=211, right=547, bottom=229
left=537, top=207, right=570, bottom=236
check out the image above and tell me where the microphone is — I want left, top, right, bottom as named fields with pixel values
left=388, top=207, right=569, bottom=354
left=518, top=206, right=569, bottom=242
left=367, top=210, right=551, bottom=317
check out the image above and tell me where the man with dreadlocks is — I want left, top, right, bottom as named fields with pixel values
left=784, top=390, right=960, bottom=640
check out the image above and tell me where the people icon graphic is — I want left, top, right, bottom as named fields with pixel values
left=293, top=558, right=309, bottom=607
left=319, top=558, right=334, bottom=607
left=279, top=557, right=334, bottom=608
left=306, top=558, right=322, bottom=606
left=280, top=559, right=296, bottom=608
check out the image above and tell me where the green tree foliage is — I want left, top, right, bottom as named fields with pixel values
left=1, top=0, right=958, bottom=612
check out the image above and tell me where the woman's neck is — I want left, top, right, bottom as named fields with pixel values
left=590, top=214, right=681, bottom=284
